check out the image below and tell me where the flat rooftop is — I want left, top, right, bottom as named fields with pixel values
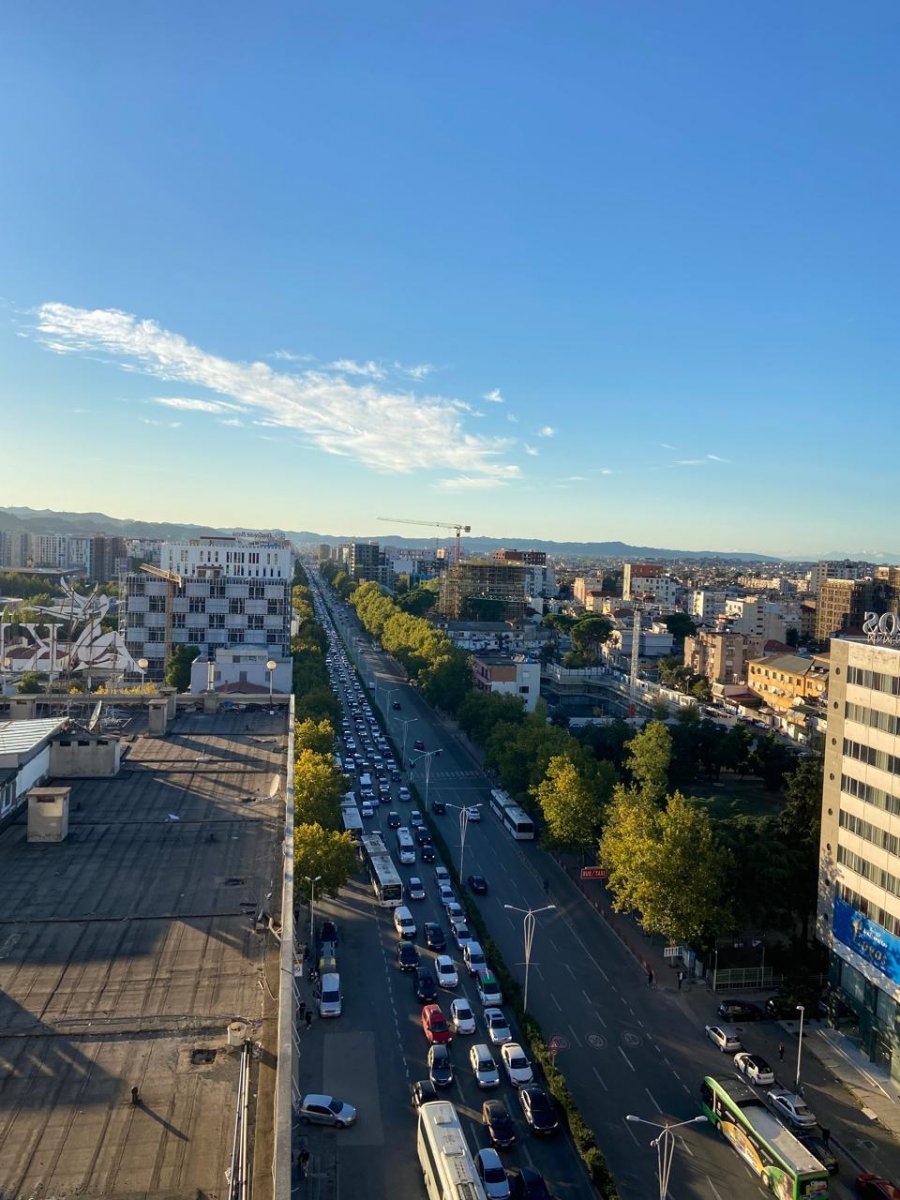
left=0, top=707, right=288, bottom=1200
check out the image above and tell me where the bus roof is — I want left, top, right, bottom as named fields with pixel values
left=706, top=1076, right=824, bottom=1176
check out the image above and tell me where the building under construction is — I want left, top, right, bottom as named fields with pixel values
left=437, top=560, right=527, bottom=622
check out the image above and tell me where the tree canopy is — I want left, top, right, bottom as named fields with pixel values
left=163, top=644, right=200, bottom=691
left=532, top=754, right=613, bottom=854
left=294, top=749, right=344, bottom=830
left=295, top=718, right=336, bottom=757
left=293, top=823, right=358, bottom=903
left=626, top=720, right=672, bottom=804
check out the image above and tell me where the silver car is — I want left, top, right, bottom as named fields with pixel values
left=299, top=1093, right=357, bottom=1127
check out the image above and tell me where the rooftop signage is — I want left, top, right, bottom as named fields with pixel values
left=863, top=611, right=900, bottom=645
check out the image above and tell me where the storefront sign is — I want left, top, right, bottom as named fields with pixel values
left=833, top=895, right=900, bottom=984
left=863, top=611, right=900, bottom=645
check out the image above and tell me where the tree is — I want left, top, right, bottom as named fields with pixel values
left=16, top=671, right=45, bottom=694
left=570, top=616, right=614, bottom=663
left=533, top=754, right=610, bottom=854
left=626, top=721, right=672, bottom=804
left=294, top=823, right=358, bottom=903
left=398, top=584, right=439, bottom=617
left=295, top=718, right=336, bottom=756
left=690, top=677, right=711, bottom=702
left=294, top=749, right=344, bottom=830
left=718, top=722, right=754, bottom=776
left=663, top=613, right=697, bottom=642
left=164, top=645, right=200, bottom=691
left=752, top=733, right=796, bottom=791
left=779, top=755, right=824, bottom=941
left=457, top=691, right=525, bottom=745
left=419, top=650, right=473, bottom=714
left=600, top=787, right=732, bottom=946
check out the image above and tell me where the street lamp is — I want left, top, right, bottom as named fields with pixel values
left=137, top=657, right=148, bottom=692
left=265, top=658, right=277, bottom=706
left=409, top=748, right=443, bottom=812
left=396, top=716, right=418, bottom=767
left=304, top=875, right=322, bottom=957
left=504, top=902, right=555, bottom=1014
left=795, top=1005, right=806, bottom=1092
left=625, top=1114, right=707, bottom=1200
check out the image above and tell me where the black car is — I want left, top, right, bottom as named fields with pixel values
left=432, top=799, right=446, bottom=815
left=387, top=811, right=401, bottom=829
left=420, top=843, right=436, bottom=863
left=797, top=1134, right=839, bottom=1175
left=392, top=701, right=402, bottom=711
left=412, top=1079, right=438, bottom=1109
left=508, top=1168, right=552, bottom=1200
left=424, top=923, right=446, bottom=952
left=318, top=920, right=338, bottom=945
left=717, top=1000, right=763, bottom=1022
left=482, top=1099, right=516, bottom=1149
left=416, top=827, right=433, bottom=846
left=427, top=1044, right=453, bottom=1088
left=414, top=739, right=425, bottom=751
left=391, top=770, right=402, bottom=782
left=468, top=874, right=488, bottom=895
left=519, top=1086, right=558, bottom=1135
left=397, top=941, right=420, bottom=972
left=414, top=967, right=438, bottom=1002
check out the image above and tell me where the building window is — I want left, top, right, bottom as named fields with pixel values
left=189, top=597, right=206, bottom=613
left=188, top=628, right=205, bottom=643
left=229, top=598, right=245, bottom=615
left=172, top=613, right=186, bottom=629
left=209, top=614, right=225, bottom=629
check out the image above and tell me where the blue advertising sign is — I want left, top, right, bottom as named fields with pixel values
left=833, top=895, right=900, bottom=985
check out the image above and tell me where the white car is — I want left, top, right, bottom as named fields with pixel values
left=410, top=810, right=423, bottom=827
left=469, top=1042, right=500, bottom=1089
left=475, top=1147, right=510, bottom=1200
left=408, top=877, right=426, bottom=901
left=438, top=886, right=456, bottom=907
left=434, top=866, right=451, bottom=887
left=435, top=955, right=459, bottom=989
left=361, top=803, right=375, bottom=819
left=453, top=922, right=473, bottom=951
left=399, top=786, right=411, bottom=801
left=734, top=1052, right=774, bottom=1086
left=767, top=1088, right=817, bottom=1129
left=484, top=1007, right=511, bottom=1046
left=501, top=1042, right=534, bottom=1087
left=451, top=998, right=476, bottom=1035
left=445, top=901, right=465, bottom=923
left=465, top=806, right=481, bottom=822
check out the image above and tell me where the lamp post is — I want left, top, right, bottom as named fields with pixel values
left=265, top=658, right=277, bottom=706
left=304, top=875, right=322, bottom=956
left=795, top=1004, right=806, bottom=1092
left=504, top=902, right=555, bottom=1014
left=137, top=657, right=148, bottom=692
left=445, top=800, right=481, bottom=882
left=625, top=1114, right=707, bottom=1200
left=410, top=748, right=442, bottom=812
left=396, top=717, right=418, bottom=767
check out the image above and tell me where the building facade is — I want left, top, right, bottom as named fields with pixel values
left=811, top=559, right=874, bottom=596
left=622, top=564, right=678, bottom=606
left=814, top=578, right=895, bottom=642
left=684, top=629, right=753, bottom=685
left=724, top=596, right=787, bottom=643
left=746, top=652, right=829, bottom=713
left=819, top=636, right=900, bottom=1080
left=472, top=653, right=541, bottom=713
left=438, top=561, right=527, bottom=622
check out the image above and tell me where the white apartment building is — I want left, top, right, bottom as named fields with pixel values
left=605, top=620, right=675, bottom=666
left=124, top=534, right=294, bottom=681
left=472, top=653, right=541, bottom=713
left=622, top=564, right=679, bottom=608
left=819, top=636, right=900, bottom=1080
left=810, top=560, right=873, bottom=596
left=724, top=596, right=787, bottom=643
left=691, top=589, right=728, bottom=623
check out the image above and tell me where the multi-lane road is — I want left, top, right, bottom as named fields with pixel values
left=303, top=572, right=874, bottom=1200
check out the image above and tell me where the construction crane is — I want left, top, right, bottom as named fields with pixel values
left=378, top=517, right=471, bottom=564
left=141, top=563, right=183, bottom=666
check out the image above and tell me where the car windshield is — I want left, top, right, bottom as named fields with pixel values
left=484, top=1165, right=505, bottom=1183
left=794, top=1104, right=812, bottom=1118
left=327, top=1098, right=343, bottom=1113
left=457, top=1004, right=471, bottom=1017
left=432, top=1017, right=447, bottom=1031
left=510, top=1054, right=527, bottom=1068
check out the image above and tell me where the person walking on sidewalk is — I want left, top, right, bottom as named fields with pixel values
left=677, top=970, right=684, bottom=990
left=647, top=968, right=654, bottom=988
left=305, top=1010, right=312, bottom=1030
left=777, top=1041, right=785, bottom=1061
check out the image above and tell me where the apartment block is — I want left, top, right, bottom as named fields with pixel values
left=622, top=564, right=679, bottom=606
left=684, top=629, right=753, bottom=685
left=819, top=637, right=900, bottom=1079
left=811, top=559, right=874, bottom=596
left=124, top=534, right=293, bottom=680
left=724, top=596, right=787, bottom=643
left=87, top=535, right=128, bottom=583
left=690, top=589, right=729, bottom=623
left=814, top=578, right=889, bottom=642
left=472, top=653, right=541, bottom=713
left=438, top=561, right=526, bottom=621
left=746, top=652, right=828, bottom=713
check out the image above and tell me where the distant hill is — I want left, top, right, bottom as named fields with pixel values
left=0, top=506, right=224, bottom=540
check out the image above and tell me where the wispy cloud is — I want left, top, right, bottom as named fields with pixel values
left=706, top=453, right=729, bottom=463
left=221, top=417, right=243, bottom=427
left=153, top=396, right=245, bottom=414
left=595, top=467, right=613, bottom=475
left=672, top=453, right=730, bottom=467
left=537, top=425, right=555, bottom=438
left=396, top=361, right=435, bottom=381
left=437, top=472, right=517, bottom=491
left=270, top=349, right=315, bottom=363
left=506, top=412, right=518, bottom=424
left=33, top=303, right=519, bottom=484
left=482, top=388, right=504, bottom=404
left=563, top=475, right=587, bottom=482
left=329, top=358, right=386, bottom=380
left=660, top=442, right=677, bottom=450
left=524, top=444, right=539, bottom=457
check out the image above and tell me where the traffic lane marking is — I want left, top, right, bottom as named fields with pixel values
left=618, top=1046, right=636, bottom=1071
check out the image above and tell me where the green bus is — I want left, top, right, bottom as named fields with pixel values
left=700, top=1076, right=830, bottom=1200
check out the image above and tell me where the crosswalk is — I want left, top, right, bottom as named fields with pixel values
left=430, top=768, right=482, bottom=781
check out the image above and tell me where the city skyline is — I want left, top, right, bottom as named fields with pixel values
left=2, top=4, right=899, bottom=555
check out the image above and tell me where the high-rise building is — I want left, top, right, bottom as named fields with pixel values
left=0, top=531, right=29, bottom=569
left=346, top=542, right=388, bottom=583
left=814, top=578, right=891, bottom=642
left=811, top=560, right=873, bottom=596
left=819, top=635, right=900, bottom=1079
left=123, top=533, right=293, bottom=679
left=438, top=561, right=526, bottom=621
left=493, top=548, right=547, bottom=566
left=87, top=535, right=128, bottom=583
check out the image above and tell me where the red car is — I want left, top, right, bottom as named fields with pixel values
left=858, top=1176, right=900, bottom=1200
left=421, top=1003, right=451, bottom=1044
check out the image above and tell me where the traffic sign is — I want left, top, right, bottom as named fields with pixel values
left=580, top=866, right=608, bottom=880
left=549, top=1035, right=569, bottom=1053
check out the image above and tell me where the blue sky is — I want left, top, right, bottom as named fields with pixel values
left=2, top=2, right=899, bottom=555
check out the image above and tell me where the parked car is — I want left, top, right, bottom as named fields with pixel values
left=468, top=874, right=488, bottom=895
left=705, top=1024, right=742, bottom=1053
left=519, top=1085, right=558, bottom=1135
left=451, top=997, right=477, bottom=1035
left=298, top=1094, right=357, bottom=1127
left=475, top=1147, right=511, bottom=1199
left=717, top=1000, right=764, bottom=1022
left=501, top=1042, right=534, bottom=1087
left=483, top=1099, right=517, bottom=1149
left=421, top=1003, right=451, bottom=1044
left=734, top=1051, right=774, bottom=1086
left=428, top=1043, right=454, bottom=1089
left=857, top=1175, right=900, bottom=1200
left=797, top=1133, right=839, bottom=1175
left=469, top=1042, right=500, bottom=1088
left=767, top=1088, right=817, bottom=1129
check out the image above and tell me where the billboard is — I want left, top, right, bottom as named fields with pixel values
left=833, top=895, right=900, bottom=986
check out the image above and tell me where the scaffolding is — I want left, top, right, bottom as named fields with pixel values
left=438, top=561, right=527, bottom=621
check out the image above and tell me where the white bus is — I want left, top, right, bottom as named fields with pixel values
left=340, top=802, right=364, bottom=839
left=396, top=826, right=416, bottom=865
left=489, top=788, right=535, bottom=841
left=359, top=832, right=404, bottom=907
left=417, top=1101, right=487, bottom=1200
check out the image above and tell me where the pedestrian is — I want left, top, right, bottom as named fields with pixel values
left=647, top=968, right=654, bottom=988
left=821, top=1126, right=830, bottom=1147
left=305, top=1010, right=312, bottom=1030
left=130, top=1086, right=141, bottom=1106
left=543, top=878, right=550, bottom=895
left=299, top=1148, right=310, bottom=1178
left=778, top=1041, right=785, bottom=1061
left=677, top=970, right=684, bottom=991
left=298, top=1000, right=306, bottom=1020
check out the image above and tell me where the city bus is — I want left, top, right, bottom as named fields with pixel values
left=417, top=1100, right=487, bottom=1200
left=700, top=1076, right=830, bottom=1199
left=359, top=832, right=404, bottom=907
left=489, top=788, right=535, bottom=841
left=340, top=801, right=364, bottom=840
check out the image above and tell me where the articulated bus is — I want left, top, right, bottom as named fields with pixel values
left=489, top=788, right=536, bottom=841
left=700, top=1076, right=829, bottom=1199
left=417, top=1100, right=487, bottom=1200
left=359, top=832, right=404, bottom=907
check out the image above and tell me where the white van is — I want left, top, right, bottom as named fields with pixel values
left=463, top=941, right=487, bottom=977
left=396, top=827, right=416, bottom=865
left=319, top=972, right=342, bottom=1018
left=393, top=906, right=417, bottom=940
left=359, top=772, right=373, bottom=790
